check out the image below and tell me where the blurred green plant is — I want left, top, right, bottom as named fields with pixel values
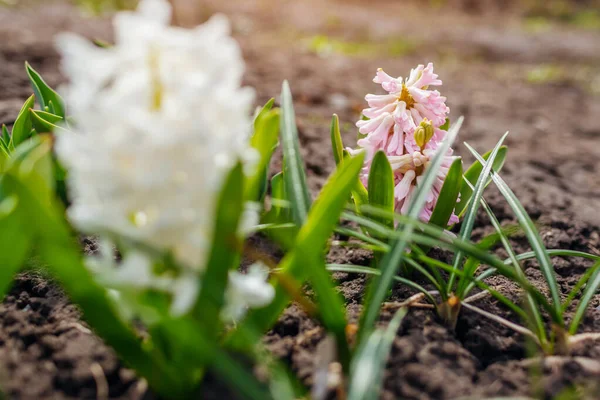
left=307, top=34, right=415, bottom=58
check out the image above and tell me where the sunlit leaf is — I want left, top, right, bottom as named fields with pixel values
left=10, top=94, right=35, bottom=147
left=30, top=109, right=64, bottom=134
left=247, top=109, right=279, bottom=202
left=330, top=114, right=344, bottom=166
left=280, top=81, right=311, bottom=225
left=25, top=62, right=66, bottom=118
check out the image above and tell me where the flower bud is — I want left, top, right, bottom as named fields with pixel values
left=415, top=119, right=434, bottom=150
left=414, top=126, right=426, bottom=149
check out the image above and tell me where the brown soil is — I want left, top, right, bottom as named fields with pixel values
left=2, top=0, right=600, bottom=398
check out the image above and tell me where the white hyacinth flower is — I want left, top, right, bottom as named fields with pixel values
left=54, top=0, right=260, bottom=315
left=222, top=263, right=275, bottom=322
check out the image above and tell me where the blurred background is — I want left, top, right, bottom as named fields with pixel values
left=1, top=0, right=600, bottom=226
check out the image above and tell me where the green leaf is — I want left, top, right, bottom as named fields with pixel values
left=7, top=135, right=56, bottom=202
left=348, top=308, right=407, bottom=400
left=367, top=151, right=395, bottom=229
left=357, top=117, right=463, bottom=345
left=455, top=145, right=507, bottom=217
left=25, top=62, right=66, bottom=118
left=343, top=149, right=369, bottom=211
left=330, top=114, right=344, bottom=166
left=569, top=260, right=600, bottom=335
left=10, top=94, right=35, bottom=147
left=227, top=153, right=365, bottom=368
left=30, top=109, right=64, bottom=133
left=160, top=318, right=272, bottom=399
left=1, top=124, right=10, bottom=148
left=280, top=81, right=311, bottom=225
left=457, top=192, right=547, bottom=343
left=446, top=134, right=507, bottom=294
left=253, top=98, right=275, bottom=130
left=429, top=157, right=463, bottom=229
left=192, top=163, right=244, bottom=337
left=326, top=264, right=436, bottom=305
left=246, top=110, right=279, bottom=202
left=466, top=143, right=563, bottom=325
left=439, top=118, right=450, bottom=131
left=0, top=193, right=31, bottom=302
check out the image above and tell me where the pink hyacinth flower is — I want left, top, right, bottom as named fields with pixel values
left=355, top=63, right=449, bottom=157
left=387, top=147, right=460, bottom=224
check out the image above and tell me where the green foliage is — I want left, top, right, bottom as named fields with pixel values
left=429, top=157, right=462, bottom=229
left=367, top=151, right=395, bottom=229
left=357, top=117, right=463, bottom=345
left=192, top=164, right=245, bottom=338
left=455, top=145, right=507, bottom=217
left=10, top=95, right=35, bottom=148
left=280, top=81, right=311, bottom=226
left=247, top=102, right=279, bottom=202
left=348, top=308, right=407, bottom=400
left=25, top=62, right=65, bottom=118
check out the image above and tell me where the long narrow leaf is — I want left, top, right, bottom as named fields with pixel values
left=0, top=194, right=31, bottom=301
left=457, top=193, right=546, bottom=343
left=330, top=114, right=344, bottom=166
left=280, top=81, right=311, bottom=225
left=325, top=264, right=437, bottom=305
left=246, top=110, right=279, bottom=202
left=447, top=133, right=507, bottom=294
left=192, top=164, right=244, bottom=336
left=569, top=261, right=600, bottom=334
left=466, top=143, right=563, bottom=325
left=348, top=308, right=407, bottom=400
left=455, top=145, right=507, bottom=216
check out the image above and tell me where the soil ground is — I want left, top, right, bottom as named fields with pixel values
left=1, top=0, right=600, bottom=398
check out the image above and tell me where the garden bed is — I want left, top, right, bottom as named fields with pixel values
left=1, top=0, right=600, bottom=399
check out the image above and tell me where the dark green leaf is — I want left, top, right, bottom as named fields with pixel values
left=439, top=118, right=450, bottom=131
left=429, top=157, right=463, bottom=229
left=367, top=151, right=395, bottom=229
